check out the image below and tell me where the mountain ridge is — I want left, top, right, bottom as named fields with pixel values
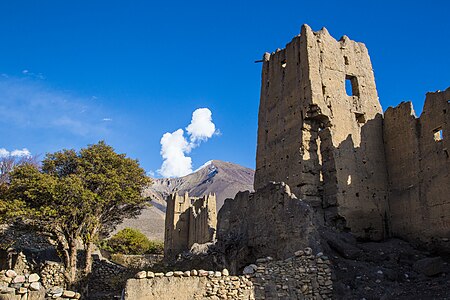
left=115, top=160, right=254, bottom=240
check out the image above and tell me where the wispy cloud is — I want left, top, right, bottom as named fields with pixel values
left=22, top=69, right=45, bottom=80
left=0, top=76, right=112, bottom=137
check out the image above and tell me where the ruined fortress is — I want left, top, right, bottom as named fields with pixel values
left=254, top=24, right=449, bottom=247
left=123, top=24, right=450, bottom=300
left=164, top=24, right=449, bottom=261
left=164, top=193, right=217, bottom=259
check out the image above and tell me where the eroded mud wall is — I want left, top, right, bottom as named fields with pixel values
left=384, top=89, right=450, bottom=249
left=254, top=25, right=389, bottom=240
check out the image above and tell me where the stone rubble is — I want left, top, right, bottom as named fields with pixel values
left=0, top=269, right=79, bottom=299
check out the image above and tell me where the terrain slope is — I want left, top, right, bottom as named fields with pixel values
left=114, top=160, right=254, bottom=240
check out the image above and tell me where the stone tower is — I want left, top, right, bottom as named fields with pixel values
left=254, top=25, right=389, bottom=240
left=164, top=192, right=217, bottom=259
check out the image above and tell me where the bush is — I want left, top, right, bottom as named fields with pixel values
left=101, top=228, right=163, bottom=255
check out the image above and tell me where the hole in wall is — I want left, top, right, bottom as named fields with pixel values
left=344, top=56, right=349, bottom=65
left=281, top=59, right=287, bottom=68
left=433, top=127, right=443, bottom=141
left=355, top=112, right=366, bottom=124
left=345, top=75, right=359, bottom=97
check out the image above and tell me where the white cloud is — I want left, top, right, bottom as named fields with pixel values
left=102, top=118, right=112, bottom=121
left=186, top=108, right=217, bottom=144
left=158, top=129, right=193, bottom=177
left=10, top=148, right=31, bottom=157
left=158, top=108, right=218, bottom=178
left=0, top=148, right=31, bottom=158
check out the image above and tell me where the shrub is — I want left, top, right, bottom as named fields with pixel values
left=102, top=228, right=163, bottom=255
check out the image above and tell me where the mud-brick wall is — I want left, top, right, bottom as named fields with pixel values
left=254, top=25, right=389, bottom=240
left=384, top=88, right=450, bottom=250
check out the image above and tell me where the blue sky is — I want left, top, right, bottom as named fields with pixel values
left=1, top=0, right=449, bottom=176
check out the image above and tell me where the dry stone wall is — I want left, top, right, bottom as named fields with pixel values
left=248, top=249, right=333, bottom=300
left=124, top=248, right=332, bottom=300
left=125, top=269, right=254, bottom=300
left=384, top=89, right=450, bottom=250
left=0, top=269, right=79, bottom=300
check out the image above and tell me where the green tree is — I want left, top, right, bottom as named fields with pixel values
left=102, top=228, right=164, bottom=255
left=3, top=141, right=150, bottom=285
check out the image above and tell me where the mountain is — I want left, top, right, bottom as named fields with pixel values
left=114, top=160, right=254, bottom=240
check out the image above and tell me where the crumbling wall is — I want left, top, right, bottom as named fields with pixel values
left=217, top=182, right=321, bottom=273
left=254, top=25, right=388, bottom=240
left=124, top=248, right=333, bottom=300
left=124, top=270, right=254, bottom=300
left=384, top=89, right=450, bottom=249
left=164, top=193, right=217, bottom=260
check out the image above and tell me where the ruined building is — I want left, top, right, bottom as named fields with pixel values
left=384, top=89, right=450, bottom=247
left=254, top=24, right=449, bottom=247
left=164, top=193, right=217, bottom=259
left=165, top=25, right=448, bottom=263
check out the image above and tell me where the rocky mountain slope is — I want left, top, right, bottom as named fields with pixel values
left=114, top=160, right=254, bottom=241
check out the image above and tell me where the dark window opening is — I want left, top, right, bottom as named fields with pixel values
left=344, top=56, right=349, bottom=65
left=355, top=112, right=366, bottom=124
left=281, top=59, right=287, bottom=68
left=433, top=127, right=443, bottom=141
left=345, top=75, right=359, bottom=97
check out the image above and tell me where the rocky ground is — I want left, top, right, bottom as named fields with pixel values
left=326, top=235, right=450, bottom=299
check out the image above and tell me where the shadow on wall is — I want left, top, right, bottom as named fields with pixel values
left=318, top=114, right=390, bottom=241
left=216, top=114, right=391, bottom=273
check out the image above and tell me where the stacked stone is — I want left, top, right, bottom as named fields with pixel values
left=46, top=286, right=80, bottom=299
left=39, top=262, right=66, bottom=289
left=134, top=269, right=255, bottom=300
left=0, top=269, right=79, bottom=299
left=204, top=275, right=254, bottom=299
left=245, top=247, right=333, bottom=300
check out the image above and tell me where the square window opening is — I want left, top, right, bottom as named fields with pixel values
left=433, top=128, right=443, bottom=141
left=355, top=112, right=366, bottom=124
left=345, top=75, right=359, bottom=97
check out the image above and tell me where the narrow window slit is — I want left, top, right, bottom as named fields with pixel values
left=345, top=75, right=359, bottom=97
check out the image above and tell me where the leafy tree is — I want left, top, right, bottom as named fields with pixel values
left=2, top=141, right=150, bottom=285
left=101, top=228, right=164, bottom=255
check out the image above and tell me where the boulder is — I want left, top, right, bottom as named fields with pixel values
left=413, top=257, right=444, bottom=276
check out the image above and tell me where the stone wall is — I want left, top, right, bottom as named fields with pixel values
left=217, top=182, right=321, bottom=273
left=124, top=269, right=254, bottom=300
left=254, top=25, right=389, bottom=240
left=0, top=269, right=79, bottom=300
left=164, top=193, right=217, bottom=260
left=124, top=248, right=332, bottom=300
left=384, top=89, right=450, bottom=250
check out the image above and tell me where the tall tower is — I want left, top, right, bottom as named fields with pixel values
left=254, top=25, right=389, bottom=240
